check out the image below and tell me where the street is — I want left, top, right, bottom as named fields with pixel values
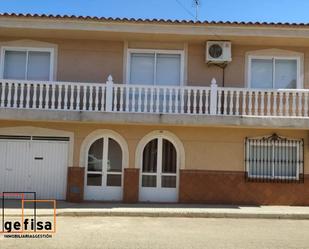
left=1, top=217, right=309, bottom=249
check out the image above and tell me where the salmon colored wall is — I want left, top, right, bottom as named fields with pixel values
left=56, top=39, right=123, bottom=83
left=0, top=37, right=124, bottom=83
left=1, top=37, right=309, bottom=88
left=0, top=121, right=307, bottom=173
left=187, top=44, right=309, bottom=88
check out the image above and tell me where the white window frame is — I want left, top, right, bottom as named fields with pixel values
left=86, top=135, right=123, bottom=187
left=141, top=137, right=178, bottom=189
left=247, top=55, right=302, bottom=89
left=0, top=46, right=55, bottom=81
left=126, top=49, right=185, bottom=86
left=245, top=138, right=302, bottom=181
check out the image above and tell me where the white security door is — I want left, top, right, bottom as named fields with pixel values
left=0, top=137, right=69, bottom=199
left=29, top=140, right=69, bottom=199
left=139, top=138, right=178, bottom=202
left=0, top=139, right=31, bottom=194
left=84, top=136, right=123, bottom=201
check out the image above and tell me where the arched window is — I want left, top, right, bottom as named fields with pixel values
left=80, top=129, right=129, bottom=201
left=87, top=137, right=123, bottom=187
left=142, top=138, right=177, bottom=188
left=136, top=130, right=184, bottom=202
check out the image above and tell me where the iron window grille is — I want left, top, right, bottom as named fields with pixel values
left=245, top=134, right=304, bottom=183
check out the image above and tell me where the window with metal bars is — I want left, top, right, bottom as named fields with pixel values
left=245, top=134, right=304, bottom=183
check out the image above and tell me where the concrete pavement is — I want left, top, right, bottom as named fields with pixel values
left=2, top=201, right=309, bottom=219
left=1, top=217, right=309, bottom=249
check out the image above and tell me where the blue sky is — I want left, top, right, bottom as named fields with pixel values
left=0, top=0, right=308, bottom=23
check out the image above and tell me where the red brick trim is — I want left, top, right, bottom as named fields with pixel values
left=66, top=167, right=85, bottom=203
left=179, top=169, right=309, bottom=206
left=123, top=168, right=139, bottom=203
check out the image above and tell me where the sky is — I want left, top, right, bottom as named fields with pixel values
left=0, top=0, right=309, bottom=23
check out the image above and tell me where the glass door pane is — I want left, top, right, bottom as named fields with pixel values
left=107, top=138, right=122, bottom=172
left=87, top=138, right=104, bottom=186
left=156, top=54, right=181, bottom=112
left=142, top=139, right=158, bottom=187
left=274, top=59, right=297, bottom=89
left=161, top=139, right=177, bottom=188
left=3, top=51, right=27, bottom=80
left=130, top=53, right=155, bottom=85
left=106, top=138, right=122, bottom=187
left=251, top=59, right=273, bottom=88
left=156, top=54, right=181, bottom=86
left=162, top=139, right=176, bottom=173
left=27, top=51, right=51, bottom=81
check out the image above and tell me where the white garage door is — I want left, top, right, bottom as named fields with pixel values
left=0, top=136, right=69, bottom=199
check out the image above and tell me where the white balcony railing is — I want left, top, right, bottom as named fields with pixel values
left=0, top=79, right=106, bottom=111
left=0, top=76, right=309, bottom=118
left=217, top=86, right=309, bottom=117
left=111, top=83, right=211, bottom=114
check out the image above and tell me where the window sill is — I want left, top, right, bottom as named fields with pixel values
left=245, top=174, right=304, bottom=184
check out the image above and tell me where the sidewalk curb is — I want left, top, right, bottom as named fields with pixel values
left=3, top=211, right=309, bottom=220
left=54, top=211, right=309, bottom=220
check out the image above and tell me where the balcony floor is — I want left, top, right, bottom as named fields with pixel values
left=1, top=108, right=309, bottom=129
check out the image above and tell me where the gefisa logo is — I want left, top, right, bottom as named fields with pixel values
left=1, top=192, right=56, bottom=238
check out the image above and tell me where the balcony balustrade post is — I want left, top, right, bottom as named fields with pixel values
left=210, top=78, right=218, bottom=115
left=105, top=75, right=114, bottom=112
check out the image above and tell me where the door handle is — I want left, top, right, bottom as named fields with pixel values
left=34, top=157, right=44, bottom=160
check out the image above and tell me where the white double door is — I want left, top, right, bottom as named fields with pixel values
left=0, top=138, right=69, bottom=199
left=84, top=136, right=123, bottom=201
left=139, top=137, right=178, bottom=202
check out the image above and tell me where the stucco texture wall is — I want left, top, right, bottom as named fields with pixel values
left=2, top=37, right=309, bottom=88
left=56, top=39, right=123, bottom=83
left=0, top=121, right=307, bottom=173
left=0, top=37, right=124, bottom=84
left=187, top=43, right=309, bottom=88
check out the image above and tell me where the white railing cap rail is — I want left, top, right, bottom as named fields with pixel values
left=0, top=79, right=106, bottom=88
left=1, top=77, right=308, bottom=93
left=217, top=86, right=309, bottom=93
left=113, top=83, right=212, bottom=90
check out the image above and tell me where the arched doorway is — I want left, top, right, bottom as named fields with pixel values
left=137, top=131, right=185, bottom=202
left=82, top=130, right=128, bottom=201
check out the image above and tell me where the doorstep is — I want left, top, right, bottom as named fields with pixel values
left=2, top=201, right=309, bottom=220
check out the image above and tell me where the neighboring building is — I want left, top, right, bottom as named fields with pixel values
left=0, top=13, right=309, bottom=205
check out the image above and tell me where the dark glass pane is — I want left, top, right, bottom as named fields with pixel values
left=275, top=60, right=297, bottom=89
left=162, top=139, right=177, bottom=173
left=107, top=138, right=122, bottom=172
left=3, top=51, right=27, bottom=80
left=142, top=139, right=157, bottom=173
left=142, top=175, right=156, bottom=187
left=87, top=138, right=103, bottom=172
left=161, top=176, right=176, bottom=188
left=106, top=174, right=122, bottom=186
left=251, top=59, right=273, bottom=89
left=87, top=174, right=102, bottom=186
left=27, top=51, right=51, bottom=81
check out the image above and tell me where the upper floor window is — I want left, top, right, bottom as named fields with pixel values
left=1, top=47, right=54, bottom=81
left=127, top=49, right=184, bottom=86
left=248, top=55, right=301, bottom=89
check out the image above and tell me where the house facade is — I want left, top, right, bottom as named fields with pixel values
left=0, top=13, right=309, bottom=205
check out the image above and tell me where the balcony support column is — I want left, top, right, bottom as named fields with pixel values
left=105, top=75, right=114, bottom=112
left=210, top=78, right=218, bottom=115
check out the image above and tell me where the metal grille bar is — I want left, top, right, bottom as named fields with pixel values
left=245, top=134, right=304, bottom=183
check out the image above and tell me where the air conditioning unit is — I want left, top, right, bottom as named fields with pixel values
left=206, top=41, right=232, bottom=63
